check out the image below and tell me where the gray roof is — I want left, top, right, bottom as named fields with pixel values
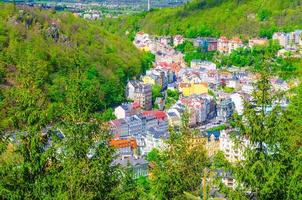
left=147, top=127, right=169, bottom=139
left=112, top=156, right=148, bottom=167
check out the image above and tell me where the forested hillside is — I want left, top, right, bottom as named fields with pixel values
left=102, top=0, right=302, bottom=38
left=0, top=4, right=151, bottom=130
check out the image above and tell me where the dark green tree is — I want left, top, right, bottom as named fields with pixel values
left=221, top=68, right=302, bottom=199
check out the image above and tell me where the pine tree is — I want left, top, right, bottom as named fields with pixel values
left=222, top=68, right=302, bottom=199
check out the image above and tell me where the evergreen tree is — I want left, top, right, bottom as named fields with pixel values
left=221, top=68, right=302, bottom=199
left=149, top=113, right=209, bottom=199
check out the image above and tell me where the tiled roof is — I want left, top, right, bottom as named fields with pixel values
left=109, top=138, right=137, bottom=149
left=142, top=110, right=167, bottom=120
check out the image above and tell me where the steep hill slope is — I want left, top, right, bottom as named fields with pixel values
left=0, top=4, right=148, bottom=130
left=102, top=0, right=302, bottom=38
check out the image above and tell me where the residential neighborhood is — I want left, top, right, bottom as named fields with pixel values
left=108, top=30, right=298, bottom=181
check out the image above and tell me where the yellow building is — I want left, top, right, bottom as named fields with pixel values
left=142, top=75, right=155, bottom=85
left=139, top=46, right=150, bottom=52
left=206, top=134, right=220, bottom=157
left=190, top=135, right=207, bottom=148
left=179, top=82, right=208, bottom=96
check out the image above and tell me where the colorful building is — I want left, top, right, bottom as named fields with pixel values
left=179, top=82, right=208, bottom=96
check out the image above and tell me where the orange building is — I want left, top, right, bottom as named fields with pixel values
left=109, top=138, right=138, bottom=149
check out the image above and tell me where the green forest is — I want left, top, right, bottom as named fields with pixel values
left=102, top=0, right=302, bottom=39
left=0, top=4, right=155, bottom=130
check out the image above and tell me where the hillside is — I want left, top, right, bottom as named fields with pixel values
left=102, top=0, right=302, bottom=38
left=0, top=4, right=149, bottom=130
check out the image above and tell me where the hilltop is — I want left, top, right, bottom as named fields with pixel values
left=0, top=4, right=151, bottom=130
left=102, top=0, right=302, bottom=38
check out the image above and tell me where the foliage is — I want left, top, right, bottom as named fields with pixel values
left=149, top=113, right=210, bottom=199
left=0, top=4, right=144, bottom=200
left=0, top=4, right=145, bottom=131
left=151, top=84, right=163, bottom=103
left=257, top=9, right=272, bottom=21
left=206, top=124, right=226, bottom=132
left=94, top=108, right=116, bottom=122
left=141, top=51, right=155, bottom=74
left=146, top=148, right=161, bottom=164
left=175, top=40, right=195, bottom=53
left=216, top=40, right=301, bottom=79
left=185, top=51, right=215, bottom=64
left=223, top=86, right=235, bottom=93
left=220, top=69, right=302, bottom=199
left=102, top=0, right=302, bottom=38
left=165, top=89, right=180, bottom=109
left=176, top=40, right=216, bottom=64
left=217, top=41, right=280, bottom=68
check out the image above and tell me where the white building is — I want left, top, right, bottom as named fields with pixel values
left=219, top=130, right=249, bottom=163
left=241, top=84, right=254, bottom=94
left=248, top=38, right=268, bottom=48
left=114, top=102, right=140, bottom=119
left=190, top=60, right=216, bottom=71
left=141, top=128, right=168, bottom=155
left=173, top=35, right=184, bottom=47
left=273, top=32, right=289, bottom=47
left=230, top=93, right=244, bottom=115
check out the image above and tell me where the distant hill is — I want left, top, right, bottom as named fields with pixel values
left=102, top=0, right=302, bottom=38
left=0, top=4, right=147, bottom=129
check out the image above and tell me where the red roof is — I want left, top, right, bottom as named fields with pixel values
left=158, top=62, right=169, bottom=68
left=110, top=119, right=121, bottom=126
left=132, top=102, right=140, bottom=109
left=174, top=35, right=183, bottom=40
left=137, top=31, right=145, bottom=35
left=142, top=110, right=167, bottom=120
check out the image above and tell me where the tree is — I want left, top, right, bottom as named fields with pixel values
left=151, top=84, right=163, bottom=104
left=220, top=68, right=302, bottom=199
left=149, top=113, right=209, bottom=199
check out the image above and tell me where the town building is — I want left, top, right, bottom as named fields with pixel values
left=205, top=130, right=221, bottom=157
left=248, top=38, right=268, bottom=48
left=173, top=35, right=184, bottom=47
left=271, top=31, right=302, bottom=49
left=217, top=97, right=235, bottom=120
left=193, top=37, right=218, bottom=52
left=190, top=60, right=216, bottom=71
left=126, top=80, right=152, bottom=110
left=219, top=130, right=249, bottom=163
left=114, top=102, right=140, bottom=119
left=167, top=108, right=182, bottom=127
left=110, top=138, right=138, bottom=158
left=230, top=93, right=244, bottom=115
left=273, top=32, right=289, bottom=47
left=141, top=127, right=169, bottom=155
left=178, top=82, right=208, bottom=97
left=125, top=115, right=143, bottom=136
left=217, top=36, right=244, bottom=54
left=112, top=156, right=148, bottom=178
left=142, top=68, right=174, bottom=89
left=109, top=119, right=129, bottom=138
